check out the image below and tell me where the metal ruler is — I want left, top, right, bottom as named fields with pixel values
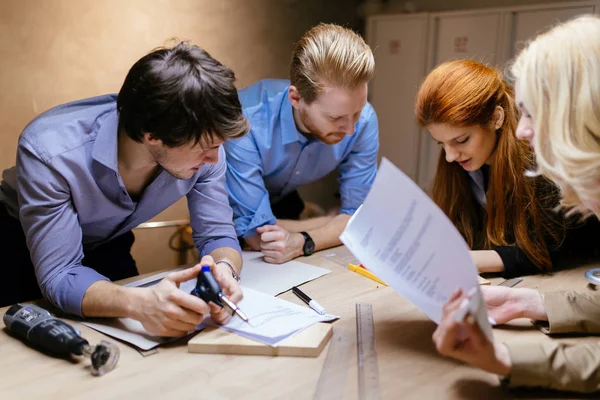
left=313, top=303, right=381, bottom=400
left=356, top=303, right=381, bottom=400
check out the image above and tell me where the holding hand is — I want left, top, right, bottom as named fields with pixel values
left=481, top=285, right=547, bottom=325
left=432, top=289, right=512, bottom=376
left=135, top=264, right=210, bottom=337
left=256, top=225, right=304, bottom=263
left=208, top=256, right=243, bottom=325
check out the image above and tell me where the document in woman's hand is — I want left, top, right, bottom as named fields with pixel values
left=340, top=158, right=493, bottom=342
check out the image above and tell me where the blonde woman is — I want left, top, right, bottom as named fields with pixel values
left=224, top=23, right=378, bottom=263
left=433, top=15, right=600, bottom=393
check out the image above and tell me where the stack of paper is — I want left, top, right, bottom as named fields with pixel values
left=206, top=287, right=337, bottom=346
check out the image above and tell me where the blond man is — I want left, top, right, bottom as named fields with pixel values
left=225, top=23, right=378, bottom=263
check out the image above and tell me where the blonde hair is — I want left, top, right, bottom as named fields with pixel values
left=290, top=23, right=374, bottom=103
left=511, top=15, right=600, bottom=217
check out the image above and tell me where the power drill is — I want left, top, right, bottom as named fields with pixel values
left=3, top=304, right=120, bottom=376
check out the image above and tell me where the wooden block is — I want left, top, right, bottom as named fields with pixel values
left=188, top=323, right=333, bottom=357
left=478, top=275, right=491, bottom=285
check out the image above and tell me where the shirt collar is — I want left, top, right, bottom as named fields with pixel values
left=280, top=92, right=308, bottom=145
left=91, top=110, right=119, bottom=172
left=468, top=169, right=487, bottom=206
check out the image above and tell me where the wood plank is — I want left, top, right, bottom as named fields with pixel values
left=188, top=323, right=333, bottom=357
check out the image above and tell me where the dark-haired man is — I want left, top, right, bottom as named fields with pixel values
left=0, top=42, right=249, bottom=336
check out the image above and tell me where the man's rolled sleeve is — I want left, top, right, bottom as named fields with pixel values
left=188, top=147, right=242, bottom=257
left=338, top=104, right=379, bottom=215
left=238, top=195, right=276, bottom=238
left=505, top=341, right=600, bottom=393
left=51, top=267, right=110, bottom=316
left=224, top=133, right=277, bottom=237
left=16, top=138, right=108, bottom=316
left=200, top=237, right=241, bottom=258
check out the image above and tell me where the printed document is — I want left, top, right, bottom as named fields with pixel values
left=340, top=158, right=493, bottom=341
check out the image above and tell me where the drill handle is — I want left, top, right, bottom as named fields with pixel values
left=29, top=318, right=89, bottom=355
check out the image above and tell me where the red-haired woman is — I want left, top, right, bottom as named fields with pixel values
left=415, top=59, right=599, bottom=278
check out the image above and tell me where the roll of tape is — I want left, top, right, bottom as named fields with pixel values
left=584, top=268, right=600, bottom=285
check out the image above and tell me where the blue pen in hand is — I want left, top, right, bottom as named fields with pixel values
left=292, top=286, right=327, bottom=315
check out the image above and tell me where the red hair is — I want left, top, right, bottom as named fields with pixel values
left=415, top=60, right=563, bottom=271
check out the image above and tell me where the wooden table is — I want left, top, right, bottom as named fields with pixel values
left=1, top=247, right=598, bottom=399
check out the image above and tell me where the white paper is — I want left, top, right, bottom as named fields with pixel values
left=340, top=158, right=493, bottom=342
left=206, top=287, right=338, bottom=346
left=238, top=251, right=331, bottom=295
left=121, top=252, right=330, bottom=295
left=81, top=252, right=331, bottom=350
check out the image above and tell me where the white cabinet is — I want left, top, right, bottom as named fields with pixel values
left=418, top=11, right=505, bottom=190
left=367, top=1, right=599, bottom=192
left=433, top=12, right=504, bottom=65
left=510, top=4, right=596, bottom=56
left=367, top=14, right=429, bottom=181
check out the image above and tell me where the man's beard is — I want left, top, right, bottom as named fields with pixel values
left=149, top=147, right=193, bottom=180
left=299, top=109, right=345, bottom=145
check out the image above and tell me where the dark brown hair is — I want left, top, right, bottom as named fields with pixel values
left=118, top=41, right=249, bottom=147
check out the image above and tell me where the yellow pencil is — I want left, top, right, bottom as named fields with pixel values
left=348, top=263, right=388, bottom=286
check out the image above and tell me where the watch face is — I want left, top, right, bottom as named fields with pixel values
left=303, top=239, right=315, bottom=255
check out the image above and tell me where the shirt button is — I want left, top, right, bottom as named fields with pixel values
left=295, top=171, right=300, bottom=175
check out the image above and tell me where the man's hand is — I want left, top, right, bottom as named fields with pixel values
left=256, top=225, right=304, bottom=263
left=207, top=256, right=243, bottom=325
left=433, top=289, right=512, bottom=376
left=134, top=264, right=209, bottom=337
left=481, top=285, right=547, bottom=325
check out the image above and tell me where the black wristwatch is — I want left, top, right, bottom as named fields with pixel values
left=300, top=231, right=315, bottom=256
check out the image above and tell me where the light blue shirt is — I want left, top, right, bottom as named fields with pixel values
left=224, top=79, right=379, bottom=238
left=0, top=94, right=240, bottom=316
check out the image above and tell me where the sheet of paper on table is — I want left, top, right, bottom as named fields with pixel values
left=320, top=246, right=360, bottom=268
left=81, top=252, right=331, bottom=350
left=340, top=158, right=493, bottom=342
left=238, top=251, right=331, bottom=296
left=205, top=287, right=338, bottom=346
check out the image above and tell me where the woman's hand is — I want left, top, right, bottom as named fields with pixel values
left=481, top=285, right=547, bottom=325
left=433, top=289, right=512, bottom=376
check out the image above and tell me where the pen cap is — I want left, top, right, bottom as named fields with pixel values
left=193, top=266, right=223, bottom=306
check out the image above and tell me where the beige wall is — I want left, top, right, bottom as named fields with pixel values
left=362, top=0, right=576, bottom=14
left=0, top=0, right=360, bottom=274
left=412, top=0, right=574, bottom=12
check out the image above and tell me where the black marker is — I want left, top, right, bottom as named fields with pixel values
left=292, top=286, right=326, bottom=315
